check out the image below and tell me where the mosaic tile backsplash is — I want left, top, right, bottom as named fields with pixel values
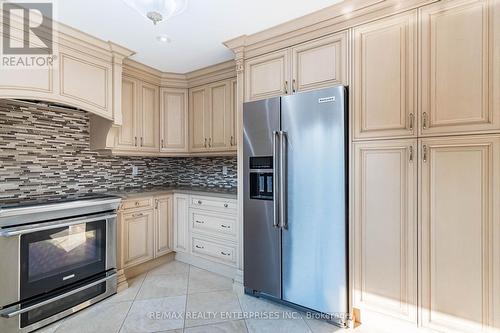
left=0, top=100, right=237, bottom=201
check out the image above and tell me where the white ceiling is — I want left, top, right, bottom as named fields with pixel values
left=55, top=0, right=343, bottom=73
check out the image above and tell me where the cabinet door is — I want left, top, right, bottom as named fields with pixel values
left=420, top=136, right=500, bottom=332
left=245, top=49, right=290, bottom=101
left=353, top=11, right=417, bottom=140
left=160, top=88, right=188, bottom=153
left=353, top=140, right=417, bottom=323
left=122, top=209, right=154, bottom=268
left=155, top=196, right=173, bottom=257
left=189, top=87, right=209, bottom=152
left=419, top=0, right=500, bottom=136
left=230, top=79, right=238, bottom=148
left=138, top=82, right=160, bottom=151
left=116, top=77, right=138, bottom=150
left=291, top=31, right=347, bottom=93
left=173, top=194, right=189, bottom=253
left=207, top=81, right=232, bottom=151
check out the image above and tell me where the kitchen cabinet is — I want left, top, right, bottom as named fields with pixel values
left=160, top=88, right=189, bottom=153
left=419, top=0, right=500, bottom=136
left=353, top=140, right=417, bottom=323
left=353, top=11, right=417, bottom=140
left=244, top=31, right=347, bottom=101
left=115, top=76, right=159, bottom=152
left=154, top=196, right=173, bottom=257
left=173, top=194, right=190, bottom=253
left=419, top=135, right=500, bottom=332
left=230, top=79, right=238, bottom=147
left=189, top=78, right=236, bottom=152
left=121, top=208, right=155, bottom=268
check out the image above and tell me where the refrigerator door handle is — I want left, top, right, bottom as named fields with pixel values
left=279, top=131, right=288, bottom=229
left=272, top=131, right=280, bottom=228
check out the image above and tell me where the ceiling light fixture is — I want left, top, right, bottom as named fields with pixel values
left=122, top=0, right=188, bottom=25
left=156, top=34, right=171, bottom=43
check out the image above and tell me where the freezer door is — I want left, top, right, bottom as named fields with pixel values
left=281, top=87, right=348, bottom=319
left=243, top=98, right=282, bottom=298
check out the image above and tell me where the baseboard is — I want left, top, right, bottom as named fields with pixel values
left=124, top=252, right=175, bottom=280
left=175, top=252, right=240, bottom=280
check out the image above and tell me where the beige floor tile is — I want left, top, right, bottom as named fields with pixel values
left=184, top=320, right=248, bottom=333
left=185, top=290, right=242, bottom=327
left=107, top=273, right=146, bottom=303
left=238, top=293, right=302, bottom=319
left=34, top=320, right=63, bottom=333
left=188, top=267, right=233, bottom=294
left=148, top=261, right=190, bottom=276
left=305, top=318, right=344, bottom=333
left=136, top=272, right=189, bottom=300
left=120, top=296, right=186, bottom=333
left=245, top=317, right=312, bottom=333
left=54, top=300, right=132, bottom=333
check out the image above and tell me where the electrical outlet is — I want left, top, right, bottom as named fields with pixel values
left=222, top=166, right=228, bottom=176
left=132, top=166, right=139, bottom=176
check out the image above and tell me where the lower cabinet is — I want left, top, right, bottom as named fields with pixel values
left=173, top=194, right=190, bottom=253
left=155, top=195, right=173, bottom=257
left=419, top=136, right=500, bottom=333
left=353, top=139, right=417, bottom=323
left=120, top=208, right=155, bottom=268
left=354, top=135, right=500, bottom=332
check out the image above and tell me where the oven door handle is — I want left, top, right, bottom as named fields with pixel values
left=0, top=213, right=117, bottom=237
left=0, top=271, right=116, bottom=318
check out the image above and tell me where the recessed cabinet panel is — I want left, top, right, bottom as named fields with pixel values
left=245, top=50, right=290, bottom=101
left=139, top=83, right=159, bottom=151
left=354, top=140, right=417, bottom=323
left=190, top=87, right=208, bottom=152
left=155, top=196, right=173, bottom=257
left=122, top=209, right=154, bottom=268
left=230, top=79, right=238, bottom=147
left=291, top=31, right=347, bottom=92
left=419, top=136, right=500, bottom=332
left=116, top=77, right=138, bottom=150
left=419, top=0, right=500, bottom=135
left=208, top=82, right=231, bottom=150
left=160, top=88, right=188, bottom=152
left=353, top=11, right=417, bottom=139
left=173, top=194, right=190, bottom=253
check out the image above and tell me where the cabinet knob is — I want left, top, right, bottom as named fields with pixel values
left=224, top=203, right=228, bottom=208
left=198, top=200, right=202, bottom=205
left=135, top=201, right=139, bottom=206
left=284, top=81, right=289, bottom=94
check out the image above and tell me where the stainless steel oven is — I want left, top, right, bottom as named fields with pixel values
left=0, top=194, right=121, bottom=333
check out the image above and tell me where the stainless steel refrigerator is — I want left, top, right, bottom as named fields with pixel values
left=243, top=86, right=348, bottom=327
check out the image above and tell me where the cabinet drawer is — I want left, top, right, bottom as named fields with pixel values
left=191, top=236, right=236, bottom=266
left=191, top=210, right=236, bottom=238
left=121, top=197, right=153, bottom=210
left=190, top=196, right=237, bottom=211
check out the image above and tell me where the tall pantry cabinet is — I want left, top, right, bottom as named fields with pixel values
left=352, top=0, right=500, bottom=332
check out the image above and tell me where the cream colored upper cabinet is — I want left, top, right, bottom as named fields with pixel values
left=291, top=31, right=347, bottom=93
left=122, top=209, right=155, bottom=268
left=160, top=88, right=189, bottom=153
left=154, top=196, right=173, bottom=257
left=245, top=49, right=290, bottom=101
left=230, top=79, right=238, bottom=147
left=419, top=135, right=500, bottom=333
left=116, top=77, right=138, bottom=150
left=353, top=11, right=417, bottom=140
left=419, top=0, right=500, bottom=136
left=353, top=139, right=417, bottom=323
left=189, top=87, right=209, bottom=152
left=207, top=81, right=233, bottom=151
left=138, top=82, right=160, bottom=152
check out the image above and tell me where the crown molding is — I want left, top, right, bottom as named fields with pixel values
left=186, top=60, right=236, bottom=88
left=224, top=0, right=437, bottom=59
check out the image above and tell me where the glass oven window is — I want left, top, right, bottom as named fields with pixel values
left=20, top=220, right=107, bottom=300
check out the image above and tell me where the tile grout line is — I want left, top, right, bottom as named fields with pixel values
left=117, top=273, right=148, bottom=333
left=235, top=291, right=250, bottom=333
left=183, top=264, right=191, bottom=331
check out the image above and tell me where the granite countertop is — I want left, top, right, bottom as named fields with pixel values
left=109, top=186, right=237, bottom=200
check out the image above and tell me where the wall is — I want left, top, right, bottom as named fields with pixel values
left=0, top=100, right=237, bottom=201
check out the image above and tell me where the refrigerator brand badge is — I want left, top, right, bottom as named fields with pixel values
left=318, top=96, right=336, bottom=104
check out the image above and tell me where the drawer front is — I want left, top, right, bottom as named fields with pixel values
left=190, top=196, right=237, bottom=211
left=121, top=197, right=153, bottom=210
left=191, top=211, right=236, bottom=238
left=191, top=236, right=236, bottom=265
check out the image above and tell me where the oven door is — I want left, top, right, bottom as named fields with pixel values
left=0, top=212, right=116, bottom=304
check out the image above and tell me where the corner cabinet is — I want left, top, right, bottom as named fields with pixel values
left=244, top=31, right=347, bottom=101
left=419, top=0, right=500, bottom=136
left=160, top=88, right=189, bottom=153
left=154, top=196, right=173, bottom=257
left=353, top=140, right=418, bottom=323
left=189, top=78, right=237, bottom=153
left=419, top=135, right=500, bottom=333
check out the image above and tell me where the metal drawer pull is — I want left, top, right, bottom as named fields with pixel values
left=0, top=272, right=116, bottom=318
left=422, top=112, right=428, bottom=130
left=135, top=202, right=140, bottom=206
left=197, top=200, right=202, bottom=204
left=409, top=113, right=414, bottom=130
left=195, top=220, right=204, bottom=224
left=195, top=245, right=204, bottom=249
left=221, top=224, right=230, bottom=229
left=132, top=213, right=144, bottom=218
left=220, top=251, right=231, bottom=256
